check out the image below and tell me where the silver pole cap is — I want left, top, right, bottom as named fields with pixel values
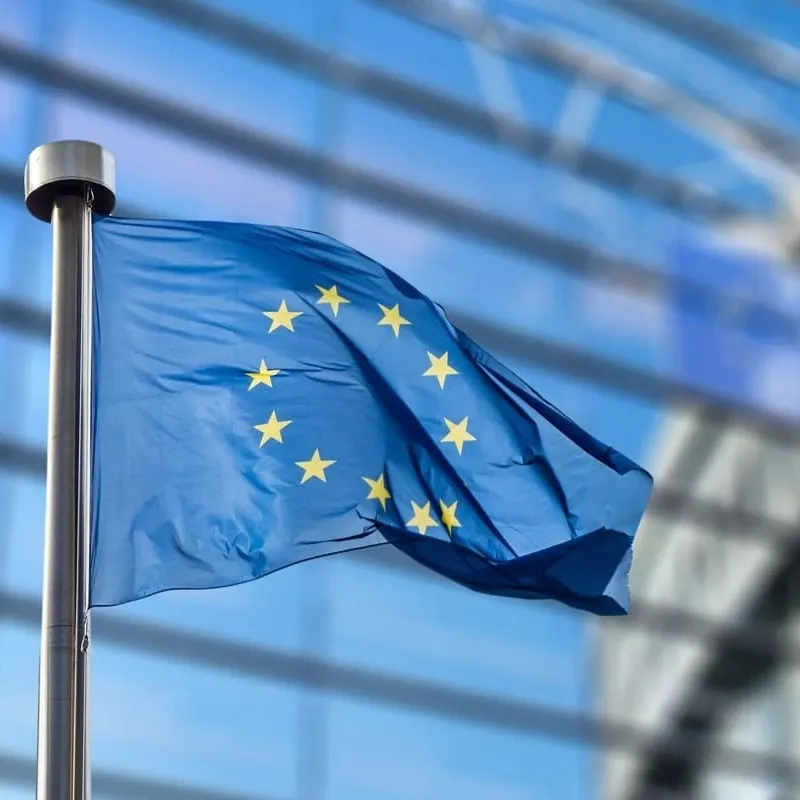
left=25, top=140, right=116, bottom=222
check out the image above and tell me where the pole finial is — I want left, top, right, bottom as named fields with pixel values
left=25, top=140, right=116, bottom=223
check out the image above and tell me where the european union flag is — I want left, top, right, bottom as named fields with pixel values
left=90, top=217, right=652, bottom=614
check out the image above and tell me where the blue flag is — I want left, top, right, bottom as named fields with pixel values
left=90, top=217, right=652, bottom=614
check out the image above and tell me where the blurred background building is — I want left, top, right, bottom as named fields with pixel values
left=2, top=0, right=800, bottom=798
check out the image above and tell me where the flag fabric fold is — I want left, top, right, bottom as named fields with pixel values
left=90, top=217, right=652, bottom=613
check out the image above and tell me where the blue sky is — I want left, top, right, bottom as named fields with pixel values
left=2, top=0, right=800, bottom=797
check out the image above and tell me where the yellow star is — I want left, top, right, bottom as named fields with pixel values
left=296, top=449, right=336, bottom=484
left=439, top=500, right=461, bottom=536
left=377, top=303, right=411, bottom=337
left=441, top=416, right=476, bottom=455
left=406, top=500, right=439, bottom=535
left=246, top=359, right=280, bottom=390
left=263, top=299, right=303, bottom=332
left=363, top=472, right=391, bottom=511
left=254, top=411, right=292, bottom=447
left=316, top=284, right=350, bottom=316
left=423, top=351, right=459, bottom=389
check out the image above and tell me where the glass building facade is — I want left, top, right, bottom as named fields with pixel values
left=2, top=0, right=800, bottom=797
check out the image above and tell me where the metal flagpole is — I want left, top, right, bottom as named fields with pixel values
left=24, top=141, right=116, bottom=800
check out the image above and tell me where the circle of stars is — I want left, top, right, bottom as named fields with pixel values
left=245, top=284, right=476, bottom=537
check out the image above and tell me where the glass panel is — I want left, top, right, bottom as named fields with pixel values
left=49, top=99, right=314, bottom=226
left=328, top=552, right=589, bottom=711
left=0, top=626, right=40, bottom=760
left=2, top=470, right=45, bottom=594
left=697, top=669, right=796, bottom=797
left=326, top=695, right=594, bottom=799
left=0, top=332, right=49, bottom=450
left=89, top=641, right=301, bottom=797
left=344, top=0, right=485, bottom=105
left=3, top=0, right=41, bottom=46
left=0, top=200, right=24, bottom=295
left=66, top=0, right=319, bottom=146
left=336, top=198, right=667, bottom=384
left=202, top=0, right=321, bottom=41
left=0, top=205, right=54, bottom=308
left=95, top=560, right=304, bottom=652
left=0, top=74, right=34, bottom=167
left=698, top=770, right=782, bottom=800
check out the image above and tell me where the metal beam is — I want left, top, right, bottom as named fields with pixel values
left=626, top=538, right=800, bottom=798
left=0, top=587, right=796, bottom=784
left=1, top=38, right=797, bottom=348
left=102, top=0, right=740, bottom=220
left=366, top=0, right=800, bottom=174
left=0, top=436, right=46, bottom=475
left=596, top=0, right=800, bottom=91
left=0, top=751, right=272, bottom=800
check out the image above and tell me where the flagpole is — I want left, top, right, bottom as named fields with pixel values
left=24, top=140, right=115, bottom=800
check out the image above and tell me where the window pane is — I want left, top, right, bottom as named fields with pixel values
left=49, top=100, right=314, bottom=226
left=66, top=0, right=319, bottom=146
left=326, top=695, right=594, bottom=799
left=90, top=642, right=302, bottom=797
left=0, top=332, right=49, bottom=451
left=329, top=552, right=590, bottom=711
